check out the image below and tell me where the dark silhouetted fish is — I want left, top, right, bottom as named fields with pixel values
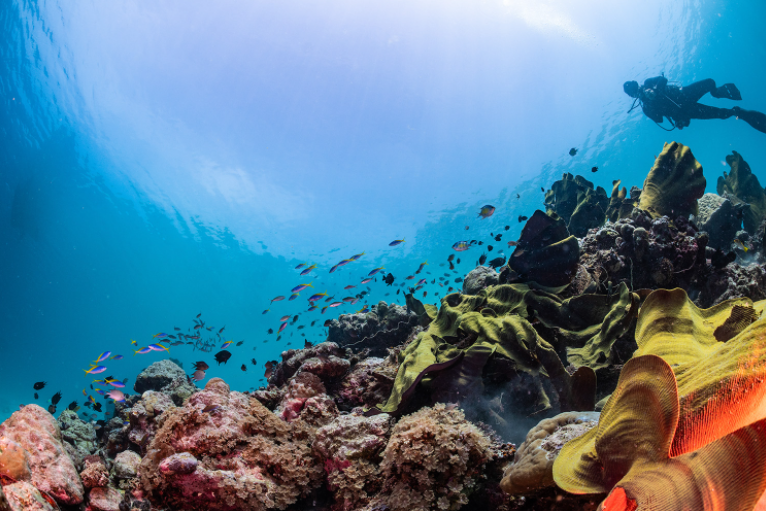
left=569, top=147, right=577, bottom=156
left=518, top=215, right=528, bottom=222
left=591, top=166, right=598, bottom=173
left=488, top=257, right=506, bottom=269
left=479, top=254, right=487, bottom=265
left=267, top=328, right=274, bottom=334
left=33, top=381, right=46, bottom=390
left=93, top=402, right=102, bottom=412
left=236, top=341, right=244, bottom=346
left=251, top=358, right=257, bottom=366
left=383, top=273, right=395, bottom=286
left=494, top=234, right=502, bottom=241
left=214, top=350, right=232, bottom=365
left=51, top=391, right=62, bottom=405
left=241, top=364, right=247, bottom=372
left=48, top=405, right=56, bottom=414
left=68, top=401, right=78, bottom=411
left=34, top=392, right=38, bottom=400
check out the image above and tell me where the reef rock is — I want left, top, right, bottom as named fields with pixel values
left=717, top=150, right=766, bottom=234
left=160, top=375, right=199, bottom=406
left=545, top=173, right=609, bottom=237
left=127, top=390, right=176, bottom=452
left=1, top=481, right=55, bottom=511
left=0, top=485, right=11, bottom=511
left=111, top=450, right=141, bottom=483
left=102, top=418, right=129, bottom=458
left=500, top=411, right=599, bottom=495
left=313, top=414, right=393, bottom=510
left=462, top=266, right=499, bottom=295
left=139, top=377, right=323, bottom=511
left=638, top=141, right=706, bottom=218
left=696, top=193, right=745, bottom=250
left=327, top=302, right=418, bottom=356
left=0, top=437, right=31, bottom=481
left=274, top=372, right=339, bottom=427
left=269, top=342, right=350, bottom=387
left=80, top=455, right=109, bottom=489
left=133, top=359, right=186, bottom=394
left=0, top=404, right=84, bottom=505
left=504, top=210, right=580, bottom=288
left=337, top=356, right=399, bottom=411
left=57, top=410, right=97, bottom=468
left=86, top=486, right=123, bottom=511
left=366, top=404, right=492, bottom=511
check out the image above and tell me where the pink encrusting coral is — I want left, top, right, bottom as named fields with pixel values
left=138, top=377, right=324, bottom=511
left=0, top=404, right=84, bottom=506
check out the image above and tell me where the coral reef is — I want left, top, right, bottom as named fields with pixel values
left=638, top=141, right=706, bottom=218
left=5, top=141, right=766, bottom=511
left=462, top=266, right=499, bottom=295
left=138, top=377, right=324, bottom=511
left=504, top=210, right=580, bottom=287
left=717, top=150, right=766, bottom=234
left=57, top=410, right=97, bottom=469
left=0, top=404, right=84, bottom=505
left=500, top=411, right=599, bottom=495
left=544, top=173, right=609, bottom=237
left=366, top=404, right=492, bottom=511
left=312, top=414, right=392, bottom=510
left=696, top=192, right=746, bottom=250
left=327, top=302, right=418, bottom=356
left=133, top=359, right=187, bottom=394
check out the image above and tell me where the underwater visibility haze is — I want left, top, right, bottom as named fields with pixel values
left=2, top=1, right=766, bottom=510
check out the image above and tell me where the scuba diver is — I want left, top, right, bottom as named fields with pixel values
left=624, top=75, right=766, bottom=133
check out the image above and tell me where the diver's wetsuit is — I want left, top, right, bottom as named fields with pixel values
left=630, top=75, right=766, bottom=133
left=638, top=76, right=734, bottom=129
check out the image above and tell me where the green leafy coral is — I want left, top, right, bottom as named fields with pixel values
left=366, top=283, right=638, bottom=417
left=545, top=173, right=609, bottom=237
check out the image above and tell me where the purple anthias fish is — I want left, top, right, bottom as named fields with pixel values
left=84, top=366, right=107, bottom=375
left=368, top=267, right=385, bottom=276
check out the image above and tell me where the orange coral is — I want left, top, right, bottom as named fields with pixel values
left=554, top=355, right=766, bottom=510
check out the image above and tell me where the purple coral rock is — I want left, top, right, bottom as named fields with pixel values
left=159, top=452, right=198, bottom=475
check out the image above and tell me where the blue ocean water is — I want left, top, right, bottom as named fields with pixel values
left=0, top=0, right=764, bottom=423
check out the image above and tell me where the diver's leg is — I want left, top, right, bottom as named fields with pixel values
left=680, top=79, right=717, bottom=102
left=686, top=103, right=735, bottom=120
left=733, top=107, right=766, bottom=134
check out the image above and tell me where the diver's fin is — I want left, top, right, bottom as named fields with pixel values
left=734, top=107, right=766, bottom=134
left=712, top=83, right=742, bottom=100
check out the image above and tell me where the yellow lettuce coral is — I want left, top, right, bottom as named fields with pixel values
left=552, top=289, right=766, bottom=509
left=366, top=283, right=638, bottom=416
left=638, top=141, right=706, bottom=219
left=553, top=354, right=766, bottom=511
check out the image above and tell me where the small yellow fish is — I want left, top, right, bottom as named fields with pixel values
left=734, top=239, right=749, bottom=252
left=130, top=339, right=137, bottom=345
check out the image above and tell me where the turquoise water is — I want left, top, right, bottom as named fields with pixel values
left=1, top=0, right=765, bottom=422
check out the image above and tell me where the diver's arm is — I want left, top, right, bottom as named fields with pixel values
left=641, top=103, right=665, bottom=124
left=643, top=75, right=668, bottom=92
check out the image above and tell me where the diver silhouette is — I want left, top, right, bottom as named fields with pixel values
left=624, top=75, right=766, bottom=133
